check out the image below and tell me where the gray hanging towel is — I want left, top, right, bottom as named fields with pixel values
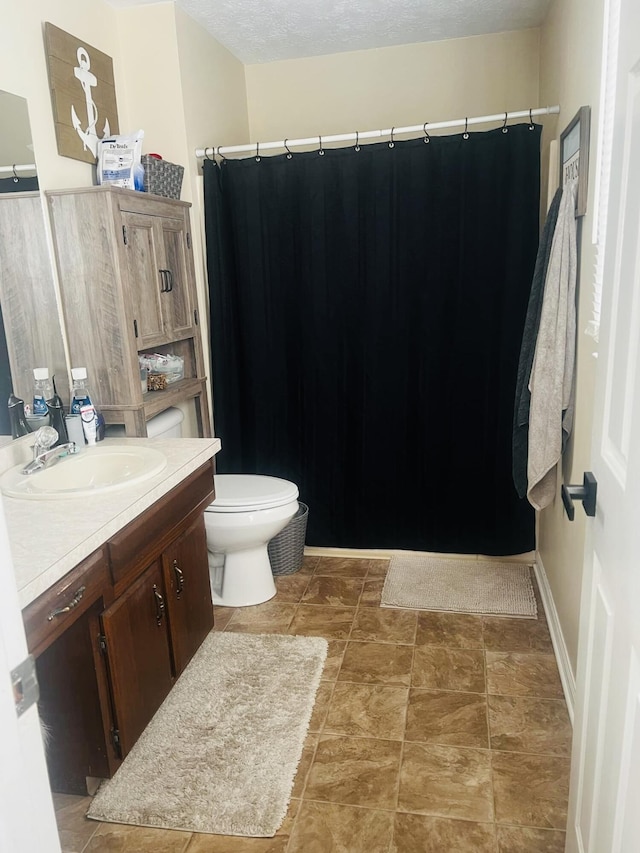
left=512, top=186, right=564, bottom=499
left=527, top=180, right=578, bottom=510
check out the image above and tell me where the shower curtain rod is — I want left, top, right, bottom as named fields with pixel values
left=195, top=105, right=560, bottom=159
left=0, top=163, right=37, bottom=174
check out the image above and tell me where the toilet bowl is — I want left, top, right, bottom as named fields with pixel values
left=204, top=474, right=299, bottom=607
left=109, top=409, right=300, bottom=608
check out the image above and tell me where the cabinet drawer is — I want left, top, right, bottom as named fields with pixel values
left=108, top=460, right=214, bottom=592
left=23, top=547, right=111, bottom=658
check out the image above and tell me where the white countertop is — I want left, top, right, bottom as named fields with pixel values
left=0, top=436, right=221, bottom=609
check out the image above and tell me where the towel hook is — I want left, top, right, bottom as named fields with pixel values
left=12, top=164, right=19, bottom=183
left=463, top=118, right=469, bottom=140
left=255, top=141, right=261, bottom=162
left=529, top=108, right=535, bottom=130
left=423, top=122, right=431, bottom=143
left=502, top=112, right=509, bottom=133
left=318, top=135, right=325, bottom=156
left=284, top=138, right=293, bottom=159
left=388, top=127, right=395, bottom=149
left=354, top=130, right=361, bottom=152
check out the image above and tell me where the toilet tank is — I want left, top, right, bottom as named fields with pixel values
left=105, top=407, right=184, bottom=439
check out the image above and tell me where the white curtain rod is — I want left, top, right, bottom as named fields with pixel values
left=196, top=106, right=560, bottom=159
left=0, top=163, right=37, bottom=174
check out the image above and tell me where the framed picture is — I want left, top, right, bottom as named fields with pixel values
left=559, top=105, right=591, bottom=217
left=43, top=22, right=119, bottom=164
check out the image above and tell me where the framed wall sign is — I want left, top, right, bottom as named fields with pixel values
left=559, top=105, right=590, bottom=217
left=43, top=22, right=120, bottom=164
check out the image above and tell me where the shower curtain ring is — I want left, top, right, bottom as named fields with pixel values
left=529, top=108, right=535, bottom=130
left=354, top=130, right=361, bottom=152
left=255, top=142, right=261, bottom=162
left=389, top=127, right=395, bottom=149
left=318, top=135, right=325, bottom=156
left=284, top=139, right=293, bottom=159
left=205, top=147, right=215, bottom=160
left=463, top=118, right=469, bottom=140
left=502, top=112, right=509, bottom=133
left=12, top=164, right=19, bottom=182
left=423, top=122, right=430, bottom=143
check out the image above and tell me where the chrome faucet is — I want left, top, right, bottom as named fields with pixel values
left=22, top=427, right=78, bottom=475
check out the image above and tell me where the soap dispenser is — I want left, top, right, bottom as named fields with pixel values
left=8, top=393, right=32, bottom=439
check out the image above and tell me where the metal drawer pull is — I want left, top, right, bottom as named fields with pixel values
left=173, top=561, right=184, bottom=597
left=47, top=585, right=86, bottom=621
left=166, top=269, right=174, bottom=292
left=153, top=584, right=165, bottom=626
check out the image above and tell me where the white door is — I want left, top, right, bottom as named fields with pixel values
left=0, top=501, right=60, bottom=852
left=566, top=0, right=640, bottom=848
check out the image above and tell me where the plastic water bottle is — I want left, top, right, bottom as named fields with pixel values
left=33, top=368, right=53, bottom=417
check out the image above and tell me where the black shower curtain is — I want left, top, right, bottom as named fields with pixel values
left=204, top=124, right=539, bottom=555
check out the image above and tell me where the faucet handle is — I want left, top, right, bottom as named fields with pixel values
left=33, top=426, right=58, bottom=455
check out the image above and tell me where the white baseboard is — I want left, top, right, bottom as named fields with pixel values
left=534, top=552, right=576, bottom=723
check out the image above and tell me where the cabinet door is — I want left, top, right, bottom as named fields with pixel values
left=101, top=560, right=174, bottom=757
left=122, top=211, right=165, bottom=346
left=161, top=217, right=195, bottom=340
left=163, top=514, right=213, bottom=675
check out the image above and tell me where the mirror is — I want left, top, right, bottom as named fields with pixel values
left=0, top=92, right=67, bottom=437
left=0, top=91, right=38, bottom=192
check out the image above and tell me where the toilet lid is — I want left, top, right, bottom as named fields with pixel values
left=208, top=474, right=299, bottom=512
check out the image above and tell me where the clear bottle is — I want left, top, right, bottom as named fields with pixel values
left=70, top=367, right=91, bottom=414
left=33, top=368, right=53, bottom=417
left=70, top=367, right=105, bottom=443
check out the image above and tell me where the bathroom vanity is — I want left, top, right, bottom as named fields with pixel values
left=3, top=435, right=220, bottom=794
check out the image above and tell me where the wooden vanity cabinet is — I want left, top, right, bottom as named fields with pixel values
left=23, top=460, right=215, bottom=793
left=46, top=186, right=211, bottom=438
left=23, top=547, right=118, bottom=794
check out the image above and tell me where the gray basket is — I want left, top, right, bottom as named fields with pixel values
left=141, top=155, right=184, bottom=199
left=268, top=501, right=308, bottom=576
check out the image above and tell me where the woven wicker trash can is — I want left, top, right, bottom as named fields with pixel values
left=268, top=502, right=308, bottom=576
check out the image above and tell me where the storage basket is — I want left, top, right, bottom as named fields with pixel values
left=268, top=501, right=308, bottom=576
left=141, top=155, right=184, bottom=199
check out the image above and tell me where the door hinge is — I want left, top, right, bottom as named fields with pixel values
left=122, top=225, right=128, bottom=245
left=186, top=232, right=191, bottom=250
left=111, top=727, right=122, bottom=757
left=11, top=655, right=39, bottom=718
left=98, top=634, right=108, bottom=656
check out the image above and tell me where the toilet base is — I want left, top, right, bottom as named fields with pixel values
left=209, top=546, right=277, bottom=607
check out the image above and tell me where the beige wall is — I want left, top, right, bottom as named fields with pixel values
left=0, top=0, right=248, bottom=436
left=538, top=0, right=605, bottom=671
left=245, top=29, right=540, bottom=143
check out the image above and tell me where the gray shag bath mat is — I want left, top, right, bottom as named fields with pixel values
left=381, top=555, right=537, bottom=618
left=87, top=632, right=328, bottom=837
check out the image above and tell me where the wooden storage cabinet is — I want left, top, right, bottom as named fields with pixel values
left=23, top=461, right=215, bottom=794
left=47, top=186, right=211, bottom=438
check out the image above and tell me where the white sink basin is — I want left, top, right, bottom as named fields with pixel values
left=0, top=445, right=167, bottom=500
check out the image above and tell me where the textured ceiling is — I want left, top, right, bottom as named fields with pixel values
left=108, top=0, right=551, bottom=64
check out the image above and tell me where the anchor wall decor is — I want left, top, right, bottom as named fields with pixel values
left=44, top=23, right=119, bottom=164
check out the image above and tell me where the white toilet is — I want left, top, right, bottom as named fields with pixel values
left=116, top=409, right=300, bottom=608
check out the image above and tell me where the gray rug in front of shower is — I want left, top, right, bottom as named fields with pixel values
left=381, top=555, right=537, bottom=618
left=87, top=632, right=328, bottom=836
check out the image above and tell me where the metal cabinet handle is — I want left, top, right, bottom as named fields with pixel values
left=47, top=585, right=86, bottom=621
left=153, top=584, right=165, bottom=626
left=159, top=269, right=168, bottom=292
left=561, top=471, right=597, bottom=521
left=173, top=561, right=184, bottom=597
left=165, top=269, right=173, bottom=292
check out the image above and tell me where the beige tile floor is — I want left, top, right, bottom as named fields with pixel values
left=53, top=555, right=572, bottom=853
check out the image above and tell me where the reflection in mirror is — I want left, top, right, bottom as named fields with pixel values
left=0, top=91, right=38, bottom=193
left=0, top=93, right=67, bottom=437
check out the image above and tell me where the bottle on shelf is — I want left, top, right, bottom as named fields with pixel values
left=47, top=376, right=68, bottom=445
